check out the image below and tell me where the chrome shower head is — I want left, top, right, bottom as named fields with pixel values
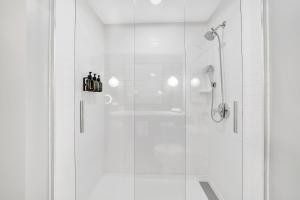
left=206, top=65, right=215, bottom=73
left=204, top=21, right=226, bottom=41
left=204, top=30, right=216, bottom=41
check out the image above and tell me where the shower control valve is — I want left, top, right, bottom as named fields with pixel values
left=211, top=82, right=217, bottom=88
left=217, top=103, right=230, bottom=119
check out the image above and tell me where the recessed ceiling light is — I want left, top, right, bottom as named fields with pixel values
left=150, top=0, right=162, bottom=5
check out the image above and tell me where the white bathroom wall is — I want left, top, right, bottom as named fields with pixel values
left=206, top=1, right=243, bottom=200
left=0, top=0, right=50, bottom=200
left=103, top=24, right=135, bottom=174
left=268, top=0, right=300, bottom=199
left=54, top=0, right=107, bottom=199
left=76, top=1, right=106, bottom=199
left=26, top=0, right=51, bottom=199
left=0, top=0, right=27, bottom=199
left=185, top=23, right=211, bottom=177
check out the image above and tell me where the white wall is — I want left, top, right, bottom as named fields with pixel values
left=0, top=0, right=27, bottom=199
left=268, top=0, right=300, bottom=199
left=185, top=23, right=211, bottom=177
left=206, top=1, right=243, bottom=200
left=76, top=1, right=105, bottom=199
left=54, top=0, right=76, bottom=199
left=0, top=0, right=50, bottom=200
left=205, top=1, right=266, bottom=200
left=26, top=0, right=51, bottom=200
left=54, top=0, right=106, bottom=199
left=102, top=24, right=135, bottom=175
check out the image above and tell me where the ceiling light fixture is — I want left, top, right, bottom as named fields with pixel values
left=150, top=0, right=162, bottom=5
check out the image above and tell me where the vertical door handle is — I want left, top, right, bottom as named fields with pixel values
left=80, top=101, right=84, bottom=134
left=233, top=101, right=238, bottom=134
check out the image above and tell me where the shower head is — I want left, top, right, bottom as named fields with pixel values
left=204, top=30, right=216, bottom=41
left=204, top=21, right=226, bottom=41
left=206, top=65, right=215, bottom=73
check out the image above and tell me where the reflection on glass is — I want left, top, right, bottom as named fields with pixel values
left=108, top=76, right=120, bottom=88
left=171, top=107, right=182, bottom=112
left=167, top=76, right=179, bottom=87
left=104, top=94, right=113, bottom=104
left=151, top=38, right=160, bottom=47
left=157, top=90, right=163, bottom=95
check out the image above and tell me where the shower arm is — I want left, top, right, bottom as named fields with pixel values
left=211, top=21, right=226, bottom=33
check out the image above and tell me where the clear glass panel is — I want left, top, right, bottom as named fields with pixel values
left=75, top=0, right=243, bottom=199
left=185, top=0, right=243, bottom=200
left=133, top=0, right=186, bottom=200
left=75, top=0, right=134, bottom=200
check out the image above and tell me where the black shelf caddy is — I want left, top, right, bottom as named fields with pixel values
left=83, top=72, right=103, bottom=92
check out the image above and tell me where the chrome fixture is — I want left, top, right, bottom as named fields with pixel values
left=80, top=101, right=84, bottom=134
left=233, top=101, right=238, bottom=133
left=205, top=21, right=230, bottom=123
left=204, top=21, right=226, bottom=41
left=206, top=65, right=215, bottom=85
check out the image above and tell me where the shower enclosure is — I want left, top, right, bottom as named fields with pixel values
left=74, top=0, right=243, bottom=199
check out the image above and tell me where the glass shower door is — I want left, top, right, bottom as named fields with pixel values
left=75, top=0, right=135, bottom=200
left=74, top=0, right=244, bottom=200
left=184, top=1, right=244, bottom=200
left=134, top=0, right=186, bottom=200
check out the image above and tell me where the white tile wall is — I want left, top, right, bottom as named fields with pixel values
left=268, top=0, right=300, bottom=199
left=75, top=2, right=106, bottom=199
left=206, top=1, right=244, bottom=200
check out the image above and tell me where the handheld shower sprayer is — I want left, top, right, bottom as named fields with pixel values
left=206, top=65, right=216, bottom=88
left=205, top=21, right=230, bottom=123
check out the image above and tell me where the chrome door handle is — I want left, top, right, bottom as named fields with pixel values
left=80, top=101, right=84, bottom=134
left=233, top=101, right=238, bottom=133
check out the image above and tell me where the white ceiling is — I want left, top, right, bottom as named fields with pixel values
left=87, top=0, right=223, bottom=24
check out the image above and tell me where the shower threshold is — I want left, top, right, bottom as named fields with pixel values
left=86, top=174, right=212, bottom=200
